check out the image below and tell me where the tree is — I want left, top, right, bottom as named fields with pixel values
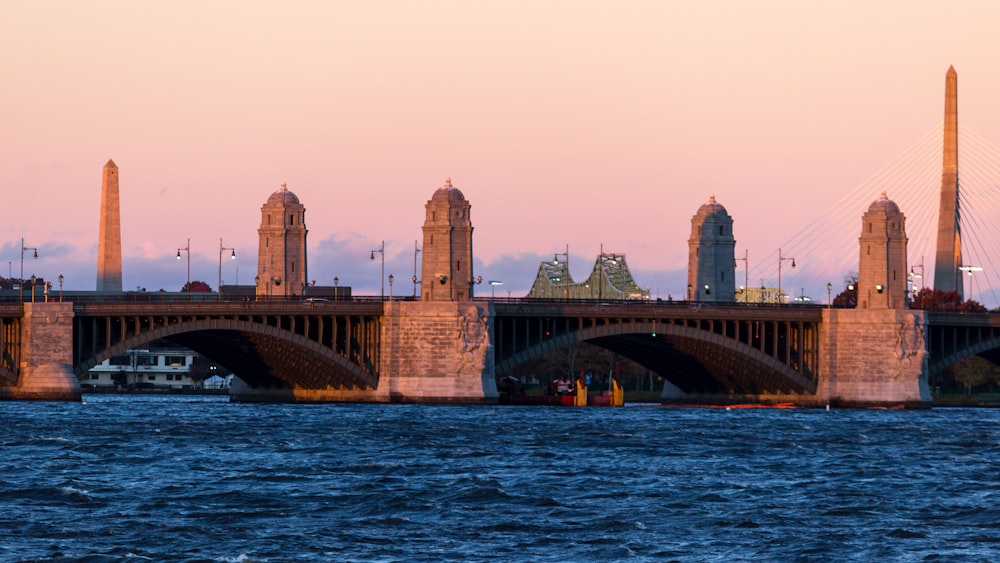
left=946, top=356, right=1000, bottom=395
left=832, top=272, right=858, bottom=308
left=182, top=280, right=212, bottom=293
left=910, top=288, right=985, bottom=312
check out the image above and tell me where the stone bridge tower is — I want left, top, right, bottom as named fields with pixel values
left=819, top=191, right=929, bottom=407
left=375, top=178, right=495, bottom=403
left=421, top=178, right=475, bottom=301
left=256, top=183, right=308, bottom=298
left=857, top=192, right=908, bottom=309
left=687, top=195, right=736, bottom=302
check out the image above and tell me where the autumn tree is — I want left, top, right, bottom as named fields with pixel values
left=832, top=272, right=859, bottom=308
left=944, top=356, right=1000, bottom=395
left=910, top=288, right=985, bottom=312
left=182, top=280, right=212, bottom=293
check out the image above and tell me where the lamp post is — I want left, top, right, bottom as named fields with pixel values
left=470, top=275, right=483, bottom=299
left=388, top=274, right=394, bottom=301
left=30, top=275, right=36, bottom=303
left=777, top=248, right=795, bottom=307
left=412, top=240, right=421, bottom=298
left=960, top=265, right=983, bottom=301
left=176, top=238, right=191, bottom=295
left=334, top=276, right=339, bottom=300
left=909, top=256, right=924, bottom=307
left=58, top=274, right=64, bottom=302
left=218, top=238, right=236, bottom=301
left=254, top=275, right=260, bottom=301
left=489, top=280, right=503, bottom=299
left=370, top=241, right=385, bottom=300
left=20, top=238, right=38, bottom=303
left=827, top=282, right=832, bottom=309
left=735, top=249, right=749, bottom=303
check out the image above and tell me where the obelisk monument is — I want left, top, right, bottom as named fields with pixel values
left=96, top=159, right=123, bottom=292
left=933, top=66, right=962, bottom=297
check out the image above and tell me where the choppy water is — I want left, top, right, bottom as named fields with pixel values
left=3, top=396, right=1000, bottom=562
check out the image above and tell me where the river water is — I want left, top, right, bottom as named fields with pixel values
left=2, top=395, right=1000, bottom=562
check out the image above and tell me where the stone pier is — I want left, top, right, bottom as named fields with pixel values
left=377, top=301, right=497, bottom=403
left=817, top=308, right=930, bottom=407
left=0, top=303, right=80, bottom=401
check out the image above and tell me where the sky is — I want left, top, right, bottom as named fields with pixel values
left=3, top=1, right=1000, bottom=300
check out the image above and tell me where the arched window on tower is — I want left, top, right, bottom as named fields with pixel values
left=290, top=214, right=294, bottom=225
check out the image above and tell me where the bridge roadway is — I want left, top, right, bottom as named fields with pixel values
left=3, top=297, right=1000, bottom=400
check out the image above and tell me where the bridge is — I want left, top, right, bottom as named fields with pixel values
left=4, top=67, right=1000, bottom=406
left=2, top=291, right=999, bottom=406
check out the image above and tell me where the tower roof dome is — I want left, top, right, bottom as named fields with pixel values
left=431, top=178, right=466, bottom=204
left=867, top=191, right=900, bottom=215
left=266, top=182, right=300, bottom=206
left=694, top=195, right=729, bottom=220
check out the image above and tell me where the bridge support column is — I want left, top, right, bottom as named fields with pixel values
left=818, top=309, right=930, bottom=407
left=377, top=301, right=498, bottom=403
left=0, top=303, right=80, bottom=401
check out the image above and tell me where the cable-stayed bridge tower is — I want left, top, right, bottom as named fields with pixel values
left=933, top=66, right=962, bottom=297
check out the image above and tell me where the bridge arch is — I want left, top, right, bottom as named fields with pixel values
left=496, top=320, right=816, bottom=394
left=928, top=335, right=1000, bottom=381
left=76, top=318, right=377, bottom=390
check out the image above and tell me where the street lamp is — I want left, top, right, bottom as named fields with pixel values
left=909, top=257, right=924, bottom=307
left=254, top=275, right=260, bottom=301
left=20, top=238, right=38, bottom=303
left=960, top=265, right=983, bottom=300
left=30, top=275, right=36, bottom=303
left=177, top=238, right=191, bottom=295
left=827, top=282, right=832, bottom=309
left=370, top=241, right=385, bottom=300
left=470, top=275, right=483, bottom=299
left=58, top=274, right=64, bottom=302
left=777, top=248, right=795, bottom=307
left=388, top=274, right=394, bottom=301
left=412, top=240, right=421, bottom=298
left=489, top=280, right=503, bottom=299
left=735, top=249, right=749, bottom=303
left=218, top=238, right=236, bottom=301
left=334, top=276, right=339, bottom=300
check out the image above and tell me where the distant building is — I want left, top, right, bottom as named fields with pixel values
left=527, top=252, right=649, bottom=300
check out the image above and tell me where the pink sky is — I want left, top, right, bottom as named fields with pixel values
left=3, top=1, right=1000, bottom=300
